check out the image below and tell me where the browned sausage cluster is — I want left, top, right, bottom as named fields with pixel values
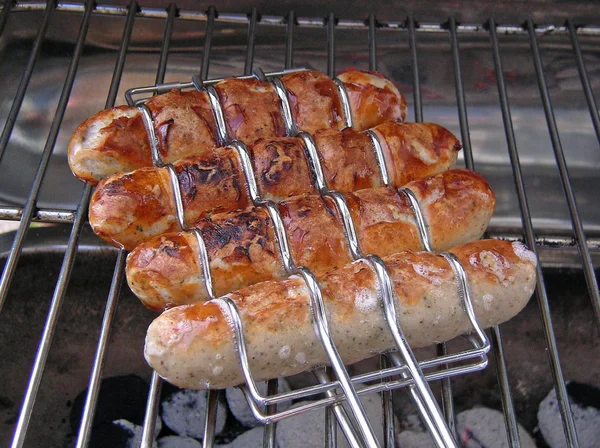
left=89, top=122, right=461, bottom=250
left=127, top=169, right=495, bottom=311
left=65, top=65, right=537, bottom=397
left=68, top=70, right=408, bottom=183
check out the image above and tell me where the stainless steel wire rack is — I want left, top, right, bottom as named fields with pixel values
left=122, top=65, right=494, bottom=447
left=0, top=1, right=599, bottom=447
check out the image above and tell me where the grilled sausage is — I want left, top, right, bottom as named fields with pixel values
left=144, top=239, right=537, bottom=390
left=214, top=77, right=286, bottom=142
left=68, top=70, right=407, bottom=183
left=89, top=122, right=461, bottom=250
left=126, top=169, right=495, bottom=311
left=337, top=71, right=407, bottom=131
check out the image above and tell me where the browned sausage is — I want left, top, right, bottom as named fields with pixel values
left=126, top=169, right=494, bottom=311
left=89, top=122, right=461, bottom=250
left=68, top=70, right=408, bottom=183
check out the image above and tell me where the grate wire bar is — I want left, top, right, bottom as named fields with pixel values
left=0, top=2, right=598, bottom=447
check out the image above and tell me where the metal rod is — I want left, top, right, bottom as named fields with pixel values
left=448, top=16, right=473, bottom=167
left=166, top=163, right=188, bottom=229
left=325, top=401, right=337, bottom=448
left=202, top=389, right=219, bottom=448
left=244, top=7, right=258, bottom=75
left=132, top=68, right=304, bottom=104
left=489, top=327, right=521, bottom=447
left=0, top=0, right=54, bottom=164
left=449, top=17, right=519, bottom=444
left=567, top=18, right=600, bottom=144
left=155, top=2, right=176, bottom=85
left=526, top=19, right=600, bottom=329
left=205, top=85, right=230, bottom=144
left=80, top=5, right=171, bottom=446
left=272, top=76, right=296, bottom=135
left=74, top=250, right=126, bottom=448
left=436, top=343, right=455, bottom=437
left=200, top=5, right=216, bottom=80
left=334, top=78, right=354, bottom=129
left=9, top=183, right=90, bottom=448
left=141, top=371, right=163, bottom=448
left=488, top=18, right=580, bottom=447
left=5, top=2, right=600, bottom=35
left=380, top=356, right=395, bottom=448
left=0, top=207, right=75, bottom=223
left=0, top=0, right=91, bottom=311
left=0, top=0, right=14, bottom=39
left=369, top=256, right=457, bottom=447
left=327, top=12, right=335, bottom=77
left=408, top=15, right=423, bottom=123
left=325, top=191, right=362, bottom=260
left=366, top=130, right=390, bottom=186
left=368, top=14, right=377, bottom=71
left=138, top=104, right=163, bottom=166
left=105, top=1, right=138, bottom=107
left=324, top=368, right=337, bottom=448
left=298, top=131, right=328, bottom=192
left=400, top=188, right=433, bottom=252
left=285, top=10, right=295, bottom=69
left=297, top=268, right=380, bottom=447
left=262, top=379, right=278, bottom=448
left=372, top=23, right=487, bottom=434
left=230, top=140, right=261, bottom=204
left=314, top=369, right=362, bottom=448
left=437, top=18, right=466, bottom=433
left=9, top=2, right=134, bottom=445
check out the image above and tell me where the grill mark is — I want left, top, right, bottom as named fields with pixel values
left=176, top=157, right=237, bottom=205
left=199, top=210, right=272, bottom=259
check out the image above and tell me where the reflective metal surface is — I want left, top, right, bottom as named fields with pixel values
left=1, top=7, right=599, bottom=238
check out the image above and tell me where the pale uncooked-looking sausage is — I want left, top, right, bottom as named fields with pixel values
left=144, top=239, right=537, bottom=390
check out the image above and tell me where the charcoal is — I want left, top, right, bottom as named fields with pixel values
left=87, top=419, right=159, bottom=448
left=225, top=379, right=291, bottom=427
left=397, top=430, right=436, bottom=447
left=161, top=389, right=227, bottom=439
left=275, top=389, right=384, bottom=447
left=157, top=435, right=202, bottom=448
left=399, top=407, right=534, bottom=447
left=69, top=375, right=153, bottom=447
left=216, top=427, right=268, bottom=448
left=457, top=407, right=535, bottom=447
left=538, top=382, right=600, bottom=448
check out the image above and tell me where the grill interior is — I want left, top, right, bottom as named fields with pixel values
left=1, top=1, right=599, bottom=447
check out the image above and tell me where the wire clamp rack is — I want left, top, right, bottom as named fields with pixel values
left=2, top=3, right=598, bottom=447
left=125, top=68, right=493, bottom=447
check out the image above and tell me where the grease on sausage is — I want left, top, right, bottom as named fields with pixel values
left=144, top=239, right=536, bottom=389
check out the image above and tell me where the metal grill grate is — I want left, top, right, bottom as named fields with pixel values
left=0, top=1, right=599, bottom=447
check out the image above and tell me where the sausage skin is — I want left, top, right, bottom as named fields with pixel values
left=144, top=239, right=537, bottom=390
left=89, top=122, right=461, bottom=250
left=126, top=169, right=495, bottom=311
left=68, top=70, right=407, bottom=183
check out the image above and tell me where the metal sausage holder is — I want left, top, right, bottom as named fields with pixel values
left=126, top=68, right=491, bottom=448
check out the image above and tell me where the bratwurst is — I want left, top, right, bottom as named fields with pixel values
left=144, top=239, right=537, bottom=390
left=68, top=70, right=407, bottom=183
left=127, top=169, right=494, bottom=310
left=89, top=122, right=461, bottom=250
